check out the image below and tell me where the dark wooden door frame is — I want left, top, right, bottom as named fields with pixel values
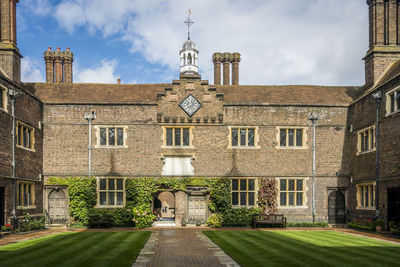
left=0, top=187, right=5, bottom=226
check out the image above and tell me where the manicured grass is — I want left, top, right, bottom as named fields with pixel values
left=0, top=231, right=151, bottom=267
left=203, top=230, right=400, bottom=267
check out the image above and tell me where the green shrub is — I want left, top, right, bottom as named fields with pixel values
left=132, top=204, right=156, bottom=229
left=374, top=219, right=384, bottom=226
left=18, top=212, right=45, bottom=232
left=112, top=207, right=133, bottom=227
left=287, top=222, right=328, bottom=227
left=206, top=213, right=224, bottom=228
left=222, top=207, right=261, bottom=226
left=348, top=221, right=375, bottom=231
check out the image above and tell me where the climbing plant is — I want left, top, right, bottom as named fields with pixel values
left=258, top=178, right=278, bottom=214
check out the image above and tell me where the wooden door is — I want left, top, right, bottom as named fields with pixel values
left=187, top=196, right=206, bottom=224
left=48, top=190, right=67, bottom=224
left=328, top=190, right=345, bottom=224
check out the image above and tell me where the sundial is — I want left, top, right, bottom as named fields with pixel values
left=179, top=94, right=202, bottom=117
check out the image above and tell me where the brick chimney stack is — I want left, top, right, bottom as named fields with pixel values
left=212, top=52, right=222, bottom=85
left=231, top=52, right=241, bottom=85
left=222, top=52, right=231, bottom=85
left=44, top=47, right=74, bottom=83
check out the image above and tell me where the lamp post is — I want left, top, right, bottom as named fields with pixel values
left=9, top=89, right=21, bottom=231
left=308, top=113, right=319, bottom=223
left=373, top=91, right=381, bottom=218
left=84, top=111, right=96, bottom=177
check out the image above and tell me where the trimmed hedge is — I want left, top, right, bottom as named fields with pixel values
left=287, top=222, right=328, bottom=228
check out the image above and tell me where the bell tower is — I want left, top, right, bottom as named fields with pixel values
left=0, top=0, right=21, bottom=83
left=179, top=10, right=199, bottom=78
left=364, top=0, right=400, bottom=87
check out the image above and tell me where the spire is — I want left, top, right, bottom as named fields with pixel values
left=184, top=9, right=193, bottom=40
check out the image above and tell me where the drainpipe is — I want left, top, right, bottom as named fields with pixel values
left=373, top=91, right=381, bottom=218
left=308, top=113, right=319, bottom=223
left=8, top=89, right=21, bottom=231
left=84, top=111, right=96, bottom=177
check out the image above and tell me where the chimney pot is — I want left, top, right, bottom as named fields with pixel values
left=57, top=47, right=60, bottom=51
left=117, top=78, right=121, bottom=84
left=47, top=47, right=51, bottom=51
left=66, top=47, right=70, bottom=51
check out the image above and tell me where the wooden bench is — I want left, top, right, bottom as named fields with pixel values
left=252, top=214, right=287, bottom=228
left=88, top=214, right=112, bottom=228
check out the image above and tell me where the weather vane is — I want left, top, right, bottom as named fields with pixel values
left=184, top=9, right=193, bottom=40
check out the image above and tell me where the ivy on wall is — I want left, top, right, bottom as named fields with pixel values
left=258, top=178, right=278, bottom=214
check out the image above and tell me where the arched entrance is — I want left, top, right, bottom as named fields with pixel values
left=48, top=189, right=68, bottom=224
left=154, top=191, right=175, bottom=221
left=328, top=190, right=345, bottom=224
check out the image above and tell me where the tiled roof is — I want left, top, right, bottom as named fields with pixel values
left=25, top=82, right=360, bottom=106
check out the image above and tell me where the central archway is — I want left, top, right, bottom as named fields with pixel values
left=155, top=191, right=175, bottom=221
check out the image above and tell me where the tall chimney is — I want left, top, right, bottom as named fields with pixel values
left=222, top=52, right=231, bottom=85
left=54, top=48, right=63, bottom=83
left=44, top=47, right=74, bottom=83
left=64, top=48, right=73, bottom=83
left=231, top=52, right=240, bottom=85
left=44, top=47, right=54, bottom=83
left=212, top=52, right=222, bottom=85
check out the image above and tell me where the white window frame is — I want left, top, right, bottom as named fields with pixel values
left=277, top=177, right=308, bottom=209
left=228, top=126, right=260, bottom=149
left=276, top=127, right=307, bottom=149
left=16, top=121, right=35, bottom=152
left=385, top=86, right=400, bottom=116
left=231, top=178, right=257, bottom=207
left=357, top=126, right=375, bottom=155
left=94, top=126, right=128, bottom=148
left=356, top=182, right=375, bottom=210
left=96, top=178, right=126, bottom=208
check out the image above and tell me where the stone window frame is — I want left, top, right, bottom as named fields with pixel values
left=231, top=178, right=257, bottom=208
left=276, top=177, right=308, bottom=209
left=96, top=177, right=126, bottom=208
left=16, top=121, right=35, bottom=152
left=275, top=127, right=308, bottom=150
left=162, top=126, right=194, bottom=148
left=356, top=182, right=375, bottom=210
left=0, top=85, right=7, bottom=112
left=94, top=125, right=128, bottom=148
left=17, top=181, right=36, bottom=209
left=228, top=126, right=260, bottom=149
left=385, top=86, right=400, bottom=116
left=357, top=125, right=375, bottom=155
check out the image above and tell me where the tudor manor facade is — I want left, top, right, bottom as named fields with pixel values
left=0, top=0, right=399, bottom=228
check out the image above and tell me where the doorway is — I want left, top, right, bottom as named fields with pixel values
left=187, top=196, right=206, bottom=224
left=0, top=187, right=4, bottom=226
left=48, top=189, right=68, bottom=224
left=388, top=187, right=400, bottom=224
left=328, top=190, right=346, bottom=224
left=155, top=191, right=175, bottom=221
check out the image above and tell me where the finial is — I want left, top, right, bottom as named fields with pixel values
left=184, top=9, right=193, bottom=40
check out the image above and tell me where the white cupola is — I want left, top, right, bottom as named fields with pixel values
left=180, top=10, right=199, bottom=75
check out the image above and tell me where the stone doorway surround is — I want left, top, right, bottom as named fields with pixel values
left=44, top=185, right=69, bottom=226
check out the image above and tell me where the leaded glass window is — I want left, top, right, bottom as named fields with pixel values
left=358, top=127, right=375, bottom=153
left=117, top=128, right=124, bottom=145
left=231, top=128, right=256, bottom=147
left=279, top=128, right=304, bottom=148
left=98, top=178, right=125, bottom=206
left=100, top=128, right=107, bottom=145
left=98, top=127, right=125, bottom=146
left=16, top=122, right=34, bottom=150
left=280, top=178, right=304, bottom=207
left=164, top=127, right=191, bottom=147
left=232, top=129, right=238, bottom=146
left=231, top=179, right=256, bottom=206
left=248, top=129, right=255, bottom=146
left=17, top=182, right=34, bottom=207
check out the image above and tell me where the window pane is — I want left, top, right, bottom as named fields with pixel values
left=117, top=128, right=124, bottom=146
left=240, top=192, right=247, bottom=206
left=288, top=129, right=294, bottom=146
left=183, top=128, right=189, bottom=146
left=100, top=192, right=106, bottom=205
left=360, top=133, right=365, bottom=151
left=18, top=184, right=22, bottom=206
left=248, top=129, right=255, bottom=146
left=117, top=192, right=124, bottom=205
left=232, top=179, right=239, bottom=191
left=288, top=180, right=295, bottom=191
left=370, top=129, right=374, bottom=149
left=296, top=129, right=303, bottom=146
left=231, top=129, right=238, bottom=146
left=240, top=179, right=247, bottom=191
left=280, top=129, right=286, bottom=146
left=28, top=185, right=32, bottom=206
left=27, top=129, right=31, bottom=148
left=280, top=179, right=287, bottom=191
left=166, top=128, right=173, bottom=146
left=232, top=192, right=238, bottom=205
left=0, top=90, right=3, bottom=108
left=240, top=129, right=246, bottom=146
left=370, top=185, right=374, bottom=207
left=361, top=187, right=364, bottom=207
left=248, top=179, right=255, bottom=191
left=100, top=179, right=106, bottom=190
left=100, top=128, right=107, bottom=145
left=397, top=92, right=400, bottom=110
left=248, top=192, right=255, bottom=206
left=296, top=193, right=303, bottom=206
left=288, top=192, right=295, bottom=206
left=23, top=128, right=27, bottom=147
left=365, top=131, right=369, bottom=151
left=391, top=93, right=395, bottom=113
left=108, top=128, right=115, bottom=146
left=365, top=186, right=369, bottom=207
left=18, top=125, right=22, bottom=145
left=174, top=128, right=181, bottom=146
left=108, top=192, right=115, bottom=205
left=108, top=179, right=115, bottom=190
left=296, top=180, right=303, bottom=191
left=24, top=184, right=28, bottom=206
left=280, top=192, right=287, bottom=206
left=116, top=179, right=123, bottom=190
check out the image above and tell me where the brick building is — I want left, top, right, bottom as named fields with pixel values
left=0, top=0, right=399, bottom=228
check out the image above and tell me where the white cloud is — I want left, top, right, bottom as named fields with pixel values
left=52, top=0, right=368, bottom=85
left=21, top=57, right=45, bottom=83
left=25, top=0, right=52, bottom=16
left=75, top=59, right=119, bottom=83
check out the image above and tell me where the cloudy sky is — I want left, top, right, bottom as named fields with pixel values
left=18, top=0, right=368, bottom=85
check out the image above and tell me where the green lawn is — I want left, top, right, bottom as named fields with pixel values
left=203, top=230, right=400, bottom=267
left=0, top=231, right=151, bottom=267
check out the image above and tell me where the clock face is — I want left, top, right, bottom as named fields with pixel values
left=179, top=94, right=202, bottom=117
